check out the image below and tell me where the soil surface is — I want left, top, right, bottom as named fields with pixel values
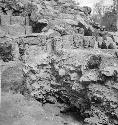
left=0, top=61, right=82, bottom=125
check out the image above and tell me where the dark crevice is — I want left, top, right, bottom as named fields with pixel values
left=32, top=22, right=48, bottom=33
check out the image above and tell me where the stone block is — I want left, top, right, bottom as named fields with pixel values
left=23, top=37, right=40, bottom=45
left=0, top=28, right=6, bottom=37
left=73, top=34, right=84, bottom=48
left=97, top=37, right=103, bottom=47
left=24, top=45, right=47, bottom=63
left=62, top=35, right=74, bottom=49
left=1, top=62, right=24, bottom=92
left=0, top=37, right=9, bottom=44
left=83, top=36, right=95, bottom=48
left=1, top=15, right=11, bottom=25
left=12, top=42, right=20, bottom=61
left=25, top=16, right=30, bottom=26
left=0, top=25, right=8, bottom=35
left=25, top=26, right=32, bottom=35
left=59, top=13, right=75, bottom=20
left=38, top=35, right=46, bottom=44
left=8, top=24, right=25, bottom=36
left=55, top=36, right=63, bottom=50
left=10, top=16, right=25, bottom=25
left=46, top=39, right=53, bottom=53
left=89, top=37, right=96, bottom=48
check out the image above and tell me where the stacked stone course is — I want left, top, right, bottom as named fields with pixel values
left=0, top=15, right=32, bottom=36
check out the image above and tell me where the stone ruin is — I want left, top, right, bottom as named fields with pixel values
left=0, top=0, right=118, bottom=62
left=1, top=0, right=118, bottom=125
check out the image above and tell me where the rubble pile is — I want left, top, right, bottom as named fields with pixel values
left=22, top=47, right=118, bottom=125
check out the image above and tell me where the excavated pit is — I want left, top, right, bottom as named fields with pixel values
left=0, top=0, right=118, bottom=125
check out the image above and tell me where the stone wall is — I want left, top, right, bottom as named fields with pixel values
left=10, top=16, right=26, bottom=25
left=0, top=15, right=32, bottom=36
left=0, top=15, right=11, bottom=26
left=8, top=24, right=26, bottom=36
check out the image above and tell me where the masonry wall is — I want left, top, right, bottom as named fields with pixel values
left=0, top=15, right=32, bottom=36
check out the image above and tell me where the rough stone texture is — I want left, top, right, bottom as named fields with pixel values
left=12, top=42, right=20, bottom=61
left=97, top=37, right=103, bottom=47
left=25, top=26, right=32, bottom=35
left=62, top=35, right=74, bottom=49
left=24, top=45, right=47, bottom=64
left=54, top=36, right=63, bottom=50
left=1, top=15, right=11, bottom=26
left=46, top=38, right=54, bottom=53
left=1, top=62, right=24, bottom=92
left=0, top=28, right=6, bottom=37
left=1, top=1, right=118, bottom=125
left=23, top=37, right=40, bottom=45
left=73, top=34, right=84, bottom=48
left=8, top=24, right=26, bottom=36
left=106, top=36, right=117, bottom=49
left=0, top=25, right=9, bottom=35
left=25, top=16, right=30, bottom=26
left=83, top=36, right=96, bottom=48
left=10, top=16, right=26, bottom=25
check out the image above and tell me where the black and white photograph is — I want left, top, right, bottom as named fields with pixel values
left=0, top=0, right=118, bottom=125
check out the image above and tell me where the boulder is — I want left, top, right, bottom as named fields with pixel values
left=58, top=68, right=66, bottom=76
left=88, top=84, right=118, bottom=103
left=101, top=66, right=118, bottom=77
left=69, top=72, right=78, bottom=81
left=1, top=62, right=24, bottom=92
left=80, top=70, right=100, bottom=82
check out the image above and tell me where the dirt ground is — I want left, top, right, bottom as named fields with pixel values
left=0, top=92, right=83, bottom=125
left=0, top=61, right=82, bottom=125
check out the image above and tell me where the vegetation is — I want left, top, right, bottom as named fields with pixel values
left=1, top=0, right=118, bottom=125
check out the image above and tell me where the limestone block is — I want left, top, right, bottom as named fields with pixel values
left=73, top=34, right=84, bottom=48
left=97, top=37, right=103, bottom=47
left=59, top=13, right=75, bottom=20
left=1, top=63, right=24, bottom=92
left=84, top=36, right=95, bottom=48
left=0, top=25, right=8, bottom=35
left=89, top=36, right=96, bottom=48
left=0, top=28, right=6, bottom=37
left=106, top=37, right=117, bottom=49
left=25, top=16, right=30, bottom=26
left=37, top=35, right=46, bottom=44
left=1, top=15, right=11, bottom=25
left=25, top=26, right=32, bottom=35
left=54, top=36, right=63, bottom=50
left=8, top=24, right=25, bottom=36
left=62, top=35, right=74, bottom=49
left=12, top=42, right=20, bottom=61
left=10, top=16, right=25, bottom=25
left=25, top=45, right=42, bottom=57
left=46, top=39, right=54, bottom=53
left=23, top=37, right=40, bottom=45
